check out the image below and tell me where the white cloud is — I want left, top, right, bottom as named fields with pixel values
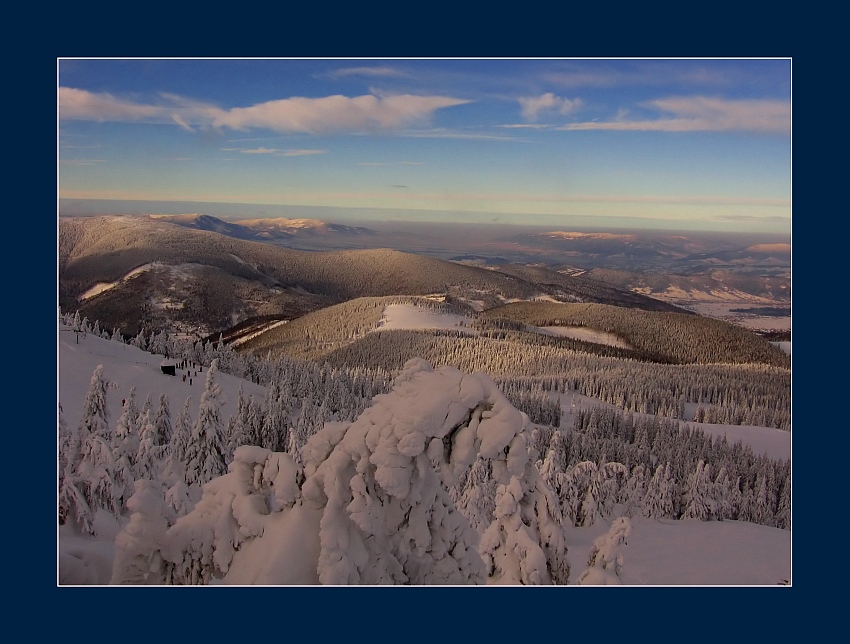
left=213, top=94, right=470, bottom=133
left=58, top=88, right=471, bottom=135
left=280, top=149, right=326, bottom=157
left=560, top=96, right=790, bottom=134
left=518, top=93, right=582, bottom=121
left=241, top=147, right=280, bottom=154
left=498, top=123, right=552, bottom=129
left=326, top=66, right=409, bottom=79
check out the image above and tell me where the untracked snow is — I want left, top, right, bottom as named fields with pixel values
left=373, top=304, right=475, bottom=334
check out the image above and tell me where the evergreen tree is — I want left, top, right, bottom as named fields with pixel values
left=713, top=467, right=732, bottom=520
left=775, top=473, right=791, bottom=530
left=642, top=463, right=674, bottom=520
left=261, top=376, right=290, bottom=452
left=58, top=403, right=87, bottom=529
left=110, top=479, right=170, bottom=584
left=682, top=459, right=713, bottom=521
left=242, top=395, right=263, bottom=447
left=154, top=394, right=172, bottom=446
left=185, top=360, right=227, bottom=486
left=622, top=464, right=647, bottom=518
left=163, top=397, right=193, bottom=488
left=73, top=365, right=119, bottom=531
left=456, top=458, right=497, bottom=533
left=224, top=384, right=246, bottom=462
left=135, top=411, right=165, bottom=483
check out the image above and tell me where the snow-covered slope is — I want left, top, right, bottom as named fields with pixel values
left=57, top=325, right=791, bottom=586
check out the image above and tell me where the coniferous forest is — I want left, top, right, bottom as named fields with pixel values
left=59, top=301, right=790, bottom=563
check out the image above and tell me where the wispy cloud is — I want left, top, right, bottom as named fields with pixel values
left=239, top=147, right=326, bottom=156
left=358, top=160, right=424, bottom=166
left=59, top=159, right=105, bottom=165
left=710, top=214, right=790, bottom=222
left=59, top=88, right=471, bottom=135
left=280, top=149, right=326, bottom=157
left=559, top=97, right=790, bottom=134
left=498, top=123, right=552, bottom=129
left=542, top=63, right=749, bottom=90
left=398, top=128, right=523, bottom=141
left=325, top=66, right=409, bottom=79
left=518, top=93, right=582, bottom=121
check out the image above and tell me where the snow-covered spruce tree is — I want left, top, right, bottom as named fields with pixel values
left=161, top=397, right=195, bottom=518
left=224, top=384, right=247, bottom=463
left=576, top=516, right=632, bottom=585
left=130, top=329, right=147, bottom=351
left=260, top=374, right=289, bottom=452
left=72, top=364, right=120, bottom=531
left=184, top=360, right=227, bottom=487
left=155, top=359, right=570, bottom=585
left=455, top=458, right=497, bottom=534
left=289, top=395, right=321, bottom=461
left=111, top=479, right=171, bottom=585
left=561, top=461, right=626, bottom=527
left=642, top=463, right=669, bottom=520
left=154, top=393, right=172, bottom=447
left=775, top=473, right=791, bottom=530
left=713, top=467, right=732, bottom=520
left=160, top=446, right=304, bottom=585
left=241, top=395, right=263, bottom=448
left=58, top=403, right=90, bottom=531
left=135, top=410, right=167, bottom=483
left=621, top=464, right=647, bottom=518
left=112, top=387, right=141, bottom=510
left=681, top=459, right=715, bottom=521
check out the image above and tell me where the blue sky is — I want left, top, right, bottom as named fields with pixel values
left=58, top=58, right=791, bottom=234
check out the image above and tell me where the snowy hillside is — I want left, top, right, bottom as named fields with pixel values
left=57, top=324, right=791, bottom=586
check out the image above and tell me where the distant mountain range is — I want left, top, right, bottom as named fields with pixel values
left=500, top=229, right=791, bottom=276
left=58, top=214, right=686, bottom=340
left=149, top=214, right=376, bottom=243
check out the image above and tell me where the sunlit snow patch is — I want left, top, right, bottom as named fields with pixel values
left=79, top=263, right=155, bottom=301
left=372, top=304, right=476, bottom=334
left=536, top=326, right=631, bottom=349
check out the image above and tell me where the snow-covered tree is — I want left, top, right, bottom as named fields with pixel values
left=682, top=459, right=714, bottom=521
left=58, top=403, right=88, bottom=530
left=455, top=458, right=497, bottom=533
left=163, top=397, right=193, bottom=488
left=73, top=364, right=119, bottom=530
left=135, top=410, right=166, bottom=482
left=621, top=464, right=647, bottom=518
left=157, top=359, right=570, bottom=585
left=224, top=384, right=246, bottom=463
left=184, top=359, right=226, bottom=486
left=643, top=462, right=675, bottom=520
left=576, top=517, right=632, bottom=585
left=110, top=480, right=171, bottom=584
left=261, top=376, right=290, bottom=452
left=154, top=394, right=172, bottom=447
